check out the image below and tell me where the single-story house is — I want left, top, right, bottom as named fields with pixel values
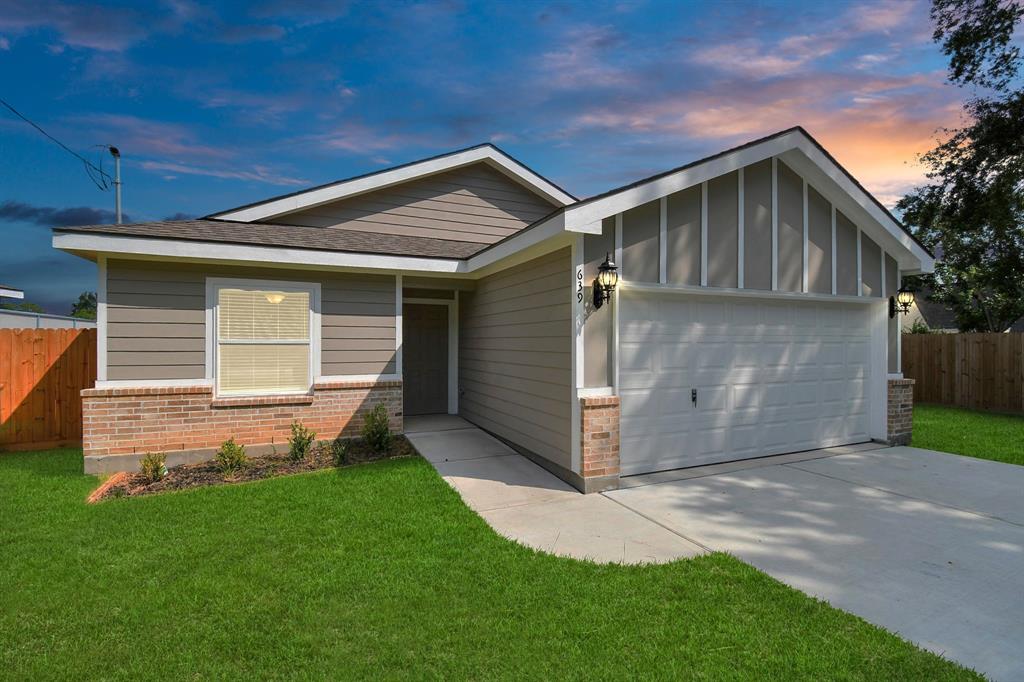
left=903, top=286, right=959, bottom=333
left=53, top=126, right=933, bottom=492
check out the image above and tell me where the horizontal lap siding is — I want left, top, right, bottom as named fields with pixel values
left=459, top=248, right=572, bottom=469
left=106, top=260, right=395, bottom=381
left=282, top=164, right=557, bottom=245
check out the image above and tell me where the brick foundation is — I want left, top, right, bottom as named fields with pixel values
left=580, top=395, right=620, bottom=492
left=887, top=378, right=914, bottom=446
left=81, top=380, right=402, bottom=473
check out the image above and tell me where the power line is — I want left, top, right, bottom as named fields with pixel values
left=0, top=96, right=113, bottom=190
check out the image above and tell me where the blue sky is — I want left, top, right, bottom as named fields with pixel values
left=1, top=0, right=964, bottom=312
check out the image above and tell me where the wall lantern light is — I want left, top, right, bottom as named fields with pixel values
left=593, top=253, right=619, bottom=309
left=889, top=287, right=914, bottom=318
left=264, top=292, right=286, bottom=304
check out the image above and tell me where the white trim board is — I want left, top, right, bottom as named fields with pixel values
left=96, top=255, right=108, bottom=382
left=211, top=145, right=575, bottom=222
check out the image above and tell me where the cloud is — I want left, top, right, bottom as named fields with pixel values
left=0, top=36, right=9, bottom=50
left=215, top=23, right=287, bottom=44
left=538, top=25, right=629, bottom=88
left=163, top=212, right=195, bottom=220
left=72, top=114, right=230, bottom=160
left=138, top=161, right=308, bottom=186
left=0, top=0, right=151, bottom=51
left=0, top=200, right=126, bottom=226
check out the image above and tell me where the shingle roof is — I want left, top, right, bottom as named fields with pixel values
left=54, top=219, right=488, bottom=259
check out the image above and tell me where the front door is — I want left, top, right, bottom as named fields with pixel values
left=403, top=303, right=449, bottom=416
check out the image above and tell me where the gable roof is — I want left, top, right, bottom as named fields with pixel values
left=209, top=143, right=577, bottom=222
left=52, top=126, right=935, bottom=276
left=559, top=126, right=934, bottom=273
left=53, top=219, right=486, bottom=259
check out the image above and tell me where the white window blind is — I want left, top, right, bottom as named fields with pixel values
left=216, top=287, right=311, bottom=395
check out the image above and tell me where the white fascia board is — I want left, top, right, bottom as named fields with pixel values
left=463, top=212, right=568, bottom=273
left=562, top=130, right=802, bottom=231
left=212, top=147, right=574, bottom=222
left=53, top=232, right=465, bottom=274
left=779, top=142, right=934, bottom=274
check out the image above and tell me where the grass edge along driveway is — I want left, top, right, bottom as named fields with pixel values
left=1, top=449, right=981, bottom=680
left=914, top=403, right=1024, bottom=466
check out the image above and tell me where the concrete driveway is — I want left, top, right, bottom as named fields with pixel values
left=607, top=446, right=1024, bottom=681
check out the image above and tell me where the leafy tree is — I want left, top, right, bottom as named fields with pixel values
left=70, top=291, right=97, bottom=320
left=897, top=0, right=1024, bottom=332
left=0, top=301, right=45, bottom=313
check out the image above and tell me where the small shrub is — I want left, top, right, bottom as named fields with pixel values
left=289, top=421, right=316, bottom=461
left=328, top=437, right=351, bottom=466
left=139, top=452, right=167, bottom=483
left=216, top=437, right=247, bottom=474
left=361, top=403, right=392, bottom=453
left=907, top=319, right=932, bottom=335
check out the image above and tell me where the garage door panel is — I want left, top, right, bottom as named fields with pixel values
left=620, top=291, right=874, bottom=474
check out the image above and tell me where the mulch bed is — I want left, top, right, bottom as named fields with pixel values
left=91, top=436, right=418, bottom=502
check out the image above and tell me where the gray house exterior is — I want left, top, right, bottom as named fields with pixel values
left=54, top=127, right=933, bottom=491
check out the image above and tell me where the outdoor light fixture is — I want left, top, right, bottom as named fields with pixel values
left=889, top=286, right=915, bottom=318
left=593, top=252, right=619, bottom=309
left=264, top=292, right=286, bottom=304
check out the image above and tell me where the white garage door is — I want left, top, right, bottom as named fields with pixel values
left=619, top=292, right=875, bottom=475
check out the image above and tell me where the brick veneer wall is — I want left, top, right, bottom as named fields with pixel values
left=81, top=380, right=402, bottom=470
left=887, top=378, right=914, bottom=446
left=580, top=395, right=620, bottom=489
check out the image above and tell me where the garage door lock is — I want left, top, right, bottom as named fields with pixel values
left=691, top=388, right=697, bottom=408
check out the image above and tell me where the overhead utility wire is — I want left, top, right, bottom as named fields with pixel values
left=0, top=96, right=113, bottom=190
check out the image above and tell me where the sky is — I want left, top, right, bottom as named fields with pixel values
left=0, top=0, right=968, bottom=313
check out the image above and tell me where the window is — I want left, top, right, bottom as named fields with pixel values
left=212, top=281, right=317, bottom=396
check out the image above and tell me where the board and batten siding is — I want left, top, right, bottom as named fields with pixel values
left=459, top=248, right=572, bottom=469
left=591, top=156, right=895, bottom=301
left=280, top=163, right=558, bottom=245
left=105, top=260, right=396, bottom=381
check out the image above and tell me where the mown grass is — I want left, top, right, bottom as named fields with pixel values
left=913, top=403, right=1024, bottom=466
left=0, top=449, right=980, bottom=680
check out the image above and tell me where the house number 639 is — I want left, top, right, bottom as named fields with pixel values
left=576, top=268, right=584, bottom=303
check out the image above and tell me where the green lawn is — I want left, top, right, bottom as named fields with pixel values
left=913, top=403, right=1024, bottom=466
left=0, top=450, right=979, bottom=680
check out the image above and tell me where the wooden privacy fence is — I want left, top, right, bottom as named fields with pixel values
left=902, top=333, right=1024, bottom=414
left=0, top=328, right=97, bottom=450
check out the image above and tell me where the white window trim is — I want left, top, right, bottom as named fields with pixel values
left=205, top=277, right=321, bottom=398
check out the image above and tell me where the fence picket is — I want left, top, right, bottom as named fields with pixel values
left=902, top=333, right=1024, bottom=414
left=0, top=328, right=97, bottom=450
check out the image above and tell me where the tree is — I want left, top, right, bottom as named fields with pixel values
left=70, top=291, right=97, bottom=320
left=897, top=0, right=1024, bottom=332
left=0, top=301, right=45, bottom=313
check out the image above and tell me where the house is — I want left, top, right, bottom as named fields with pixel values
left=0, top=285, right=96, bottom=329
left=0, top=284, right=25, bottom=300
left=53, top=127, right=933, bottom=492
left=902, top=286, right=958, bottom=333
left=904, top=286, right=1024, bottom=333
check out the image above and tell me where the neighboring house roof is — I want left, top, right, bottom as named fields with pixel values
left=209, top=143, right=577, bottom=222
left=53, top=219, right=487, bottom=259
left=913, top=289, right=959, bottom=330
left=0, top=284, right=24, bottom=299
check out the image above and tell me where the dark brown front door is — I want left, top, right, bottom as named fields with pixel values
left=403, top=303, right=448, bottom=416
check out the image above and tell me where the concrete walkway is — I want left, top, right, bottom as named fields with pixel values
left=405, top=415, right=703, bottom=564
left=407, top=417, right=1024, bottom=679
